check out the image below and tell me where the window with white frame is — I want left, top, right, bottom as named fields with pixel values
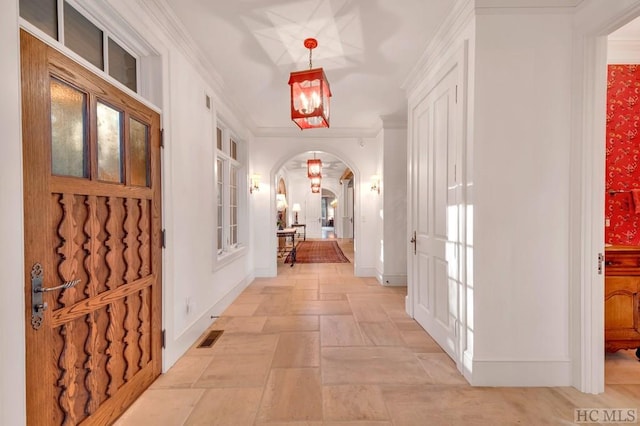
left=216, top=125, right=243, bottom=256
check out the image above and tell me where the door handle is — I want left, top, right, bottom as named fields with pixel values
left=410, top=231, right=416, bottom=255
left=30, top=262, right=80, bottom=330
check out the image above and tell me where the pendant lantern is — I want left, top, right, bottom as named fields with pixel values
left=288, top=38, right=331, bottom=130
left=307, top=158, right=322, bottom=179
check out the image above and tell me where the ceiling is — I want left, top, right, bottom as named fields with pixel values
left=160, top=0, right=587, bottom=179
left=162, top=0, right=455, bottom=132
left=282, top=151, right=350, bottom=181
left=609, top=15, right=640, bottom=40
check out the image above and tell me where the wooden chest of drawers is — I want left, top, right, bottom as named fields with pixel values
left=604, top=246, right=640, bottom=356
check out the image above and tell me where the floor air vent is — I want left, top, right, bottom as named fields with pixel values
left=197, top=330, right=223, bottom=348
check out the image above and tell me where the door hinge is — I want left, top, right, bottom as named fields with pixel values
left=160, top=128, right=165, bottom=148
left=455, top=85, right=458, bottom=104
left=161, top=329, right=166, bottom=349
left=597, top=252, right=604, bottom=275
left=161, top=229, right=166, bottom=249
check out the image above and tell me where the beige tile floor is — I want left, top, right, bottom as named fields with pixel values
left=116, top=240, right=640, bottom=425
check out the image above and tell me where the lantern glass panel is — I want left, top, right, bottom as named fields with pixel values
left=307, top=159, right=322, bottom=178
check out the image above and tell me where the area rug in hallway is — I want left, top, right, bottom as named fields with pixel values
left=285, top=240, right=350, bottom=264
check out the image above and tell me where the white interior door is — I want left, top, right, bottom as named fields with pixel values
left=410, top=63, right=460, bottom=361
left=305, top=191, right=322, bottom=238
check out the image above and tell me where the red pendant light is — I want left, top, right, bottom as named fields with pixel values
left=310, top=176, right=321, bottom=193
left=307, top=158, right=322, bottom=179
left=288, top=38, right=331, bottom=130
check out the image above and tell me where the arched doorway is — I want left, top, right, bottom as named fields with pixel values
left=273, top=150, right=356, bottom=271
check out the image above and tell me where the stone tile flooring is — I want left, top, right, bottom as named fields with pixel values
left=116, top=240, right=640, bottom=425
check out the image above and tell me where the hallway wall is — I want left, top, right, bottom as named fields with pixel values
left=472, top=11, right=573, bottom=385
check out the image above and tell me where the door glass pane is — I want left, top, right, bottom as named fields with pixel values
left=109, top=38, right=137, bottom=92
left=20, top=0, right=58, bottom=40
left=50, top=78, right=87, bottom=177
left=97, top=102, right=122, bottom=183
left=64, top=2, right=104, bottom=70
left=129, top=118, right=149, bottom=187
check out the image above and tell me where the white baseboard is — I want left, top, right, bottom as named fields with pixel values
left=380, top=274, right=407, bottom=286
left=470, top=358, right=572, bottom=387
left=355, top=266, right=377, bottom=277
left=164, top=274, right=253, bottom=370
left=254, top=266, right=276, bottom=277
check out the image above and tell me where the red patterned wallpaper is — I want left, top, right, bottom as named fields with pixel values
left=606, top=64, right=640, bottom=245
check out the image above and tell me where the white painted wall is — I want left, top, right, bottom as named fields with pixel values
left=0, top=1, right=26, bottom=424
left=161, top=48, right=254, bottom=367
left=251, top=136, right=380, bottom=277
left=381, top=125, right=408, bottom=285
left=471, top=11, right=573, bottom=385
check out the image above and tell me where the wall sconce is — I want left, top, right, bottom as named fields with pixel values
left=370, top=175, right=380, bottom=194
left=249, top=174, right=260, bottom=194
left=292, top=203, right=301, bottom=224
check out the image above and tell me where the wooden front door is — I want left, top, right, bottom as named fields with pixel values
left=20, top=30, right=162, bottom=425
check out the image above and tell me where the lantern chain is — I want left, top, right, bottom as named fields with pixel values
left=309, top=47, right=313, bottom=69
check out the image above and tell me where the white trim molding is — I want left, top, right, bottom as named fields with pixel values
left=471, top=358, right=572, bottom=387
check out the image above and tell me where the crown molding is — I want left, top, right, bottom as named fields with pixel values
left=476, top=0, right=583, bottom=8
left=252, top=125, right=383, bottom=139
left=380, top=115, right=407, bottom=130
left=139, top=0, right=257, bottom=134
left=402, top=0, right=474, bottom=95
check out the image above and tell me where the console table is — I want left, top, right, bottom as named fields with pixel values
left=291, top=223, right=306, bottom=241
left=276, top=228, right=297, bottom=266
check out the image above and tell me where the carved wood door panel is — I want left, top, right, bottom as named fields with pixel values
left=20, top=30, right=162, bottom=425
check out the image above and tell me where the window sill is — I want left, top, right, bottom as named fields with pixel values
left=214, top=245, right=247, bottom=271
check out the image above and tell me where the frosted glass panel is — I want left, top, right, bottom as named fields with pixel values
left=97, top=102, right=122, bottom=182
left=20, top=0, right=58, bottom=40
left=109, top=38, right=137, bottom=92
left=50, top=78, right=87, bottom=177
left=129, top=118, right=149, bottom=187
left=64, top=2, right=103, bottom=70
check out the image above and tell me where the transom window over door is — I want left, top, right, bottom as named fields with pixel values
left=19, top=0, right=138, bottom=92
